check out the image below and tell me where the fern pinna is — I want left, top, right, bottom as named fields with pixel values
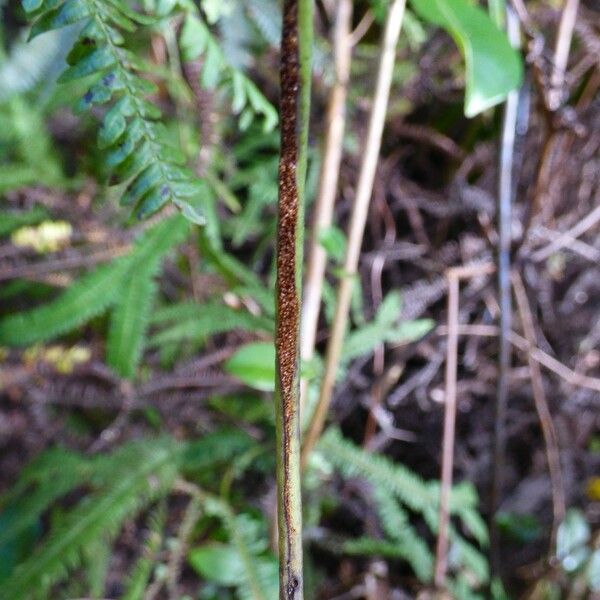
left=21, top=0, right=205, bottom=222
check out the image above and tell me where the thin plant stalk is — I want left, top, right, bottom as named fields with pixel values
left=491, top=4, right=521, bottom=572
left=434, top=263, right=495, bottom=589
left=434, top=271, right=459, bottom=589
left=300, top=0, right=353, bottom=411
left=275, top=0, right=312, bottom=598
left=301, top=0, right=407, bottom=468
left=548, top=0, right=580, bottom=110
left=512, top=272, right=565, bottom=552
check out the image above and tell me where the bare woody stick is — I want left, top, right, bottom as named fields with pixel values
left=300, top=0, right=353, bottom=411
left=434, top=263, right=495, bottom=589
left=301, top=0, right=408, bottom=469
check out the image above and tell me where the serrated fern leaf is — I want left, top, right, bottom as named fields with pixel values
left=2, top=438, right=179, bottom=599
left=0, top=259, right=129, bottom=346
left=106, top=214, right=189, bottom=377
left=20, top=0, right=206, bottom=222
left=180, top=13, right=277, bottom=132
left=0, top=214, right=188, bottom=355
left=107, top=273, right=157, bottom=378
left=372, top=487, right=433, bottom=581
left=149, top=300, right=274, bottom=348
left=121, top=504, right=166, bottom=600
left=319, top=427, right=435, bottom=513
left=0, top=449, right=89, bottom=549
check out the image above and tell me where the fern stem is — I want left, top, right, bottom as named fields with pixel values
left=301, top=0, right=407, bottom=467
left=275, top=0, right=312, bottom=598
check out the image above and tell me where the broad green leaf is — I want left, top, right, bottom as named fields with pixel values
left=224, top=342, right=275, bottom=392
left=410, top=0, right=522, bottom=116
left=188, top=544, right=245, bottom=586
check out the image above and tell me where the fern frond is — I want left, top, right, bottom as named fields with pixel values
left=320, top=428, right=486, bottom=531
left=201, top=497, right=278, bottom=600
left=342, top=292, right=434, bottom=363
left=319, top=428, right=490, bottom=584
left=180, top=13, right=278, bottom=132
left=0, top=259, right=129, bottom=346
left=20, top=0, right=206, bottom=222
left=372, top=487, right=433, bottom=581
left=2, top=437, right=179, bottom=599
left=0, top=449, right=89, bottom=548
left=121, top=503, right=166, bottom=600
left=107, top=273, right=157, bottom=378
left=0, top=214, right=188, bottom=356
left=149, top=300, right=273, bottom=347
left=106, top=214, right=189, bottom=377
left=319, top=427, right=435, bottom=513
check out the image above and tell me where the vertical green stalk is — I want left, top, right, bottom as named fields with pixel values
left=275, top=1, right=312, bottom=598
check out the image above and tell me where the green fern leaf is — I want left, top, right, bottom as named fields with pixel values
left=372, top=487, right=433, bottom=581
left=149, top=300, right=273, bottom=348
left=180, top=13, right=277, bottom=132
left=319, top=427, right=435, bottom=512
left=106, top=214, right=189, bottom=377
left=2, top=438, right=179, bottom=599
left=0, top=259, right=129, bottom=346
left=121, top=504, right=166, bottom=600
left=107, top=273, right=157, bottom=378
left=0, top=449, right=89, bottom=549
left=20, top=0, right=206, bottom=222
left=197, top=498, right=278, bottom=600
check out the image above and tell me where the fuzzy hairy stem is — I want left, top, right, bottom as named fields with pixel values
left=275, top=0, right=312, bottom=598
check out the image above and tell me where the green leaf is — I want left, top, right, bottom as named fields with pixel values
left=188, top=544, right=246, bottom=586
left=29, top=1, right=92, bottom=39
left=59, top=46, right=116, bottom=83
left=0, top=261, right=128, bottom=346
left=2, top=439, right=179, bottom=599
left=410, top=0, right=522, bottom=116
left=224, top=342, right=275, bottom=392
left=106, top=274, right=157, bottom=379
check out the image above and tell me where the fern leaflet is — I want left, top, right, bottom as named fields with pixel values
left=2, top=438, right=179, bottom=599
left=0, top=259, right=129, bottom=346
left=21, top=0, right=206, bottom=222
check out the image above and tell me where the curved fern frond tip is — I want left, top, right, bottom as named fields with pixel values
left=20, top=0, right=206, bottom=225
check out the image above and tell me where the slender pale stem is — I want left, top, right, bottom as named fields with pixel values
left=434, top=272, right=459, bottom=589
left=300, top=0, right=353, bottom=410
left=275, top=1, right=312, bottom=598
left=491, top=6, right=521, bottom=573
left=301, top=0, right=407, bottom=468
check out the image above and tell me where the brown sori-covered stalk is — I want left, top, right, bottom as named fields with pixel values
left=275, top=0, right=312, bottom=598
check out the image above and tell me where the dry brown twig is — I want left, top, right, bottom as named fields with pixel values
left=301, top=0, right=408, bottom=469
left=434, top=262, right=495, bottom=589
left=512, top=272, right=566, bottom=550
left=300, top=0, right=353, bottom=410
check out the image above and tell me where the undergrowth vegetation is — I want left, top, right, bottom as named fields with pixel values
left=1, top=0, right=597, bottom=598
